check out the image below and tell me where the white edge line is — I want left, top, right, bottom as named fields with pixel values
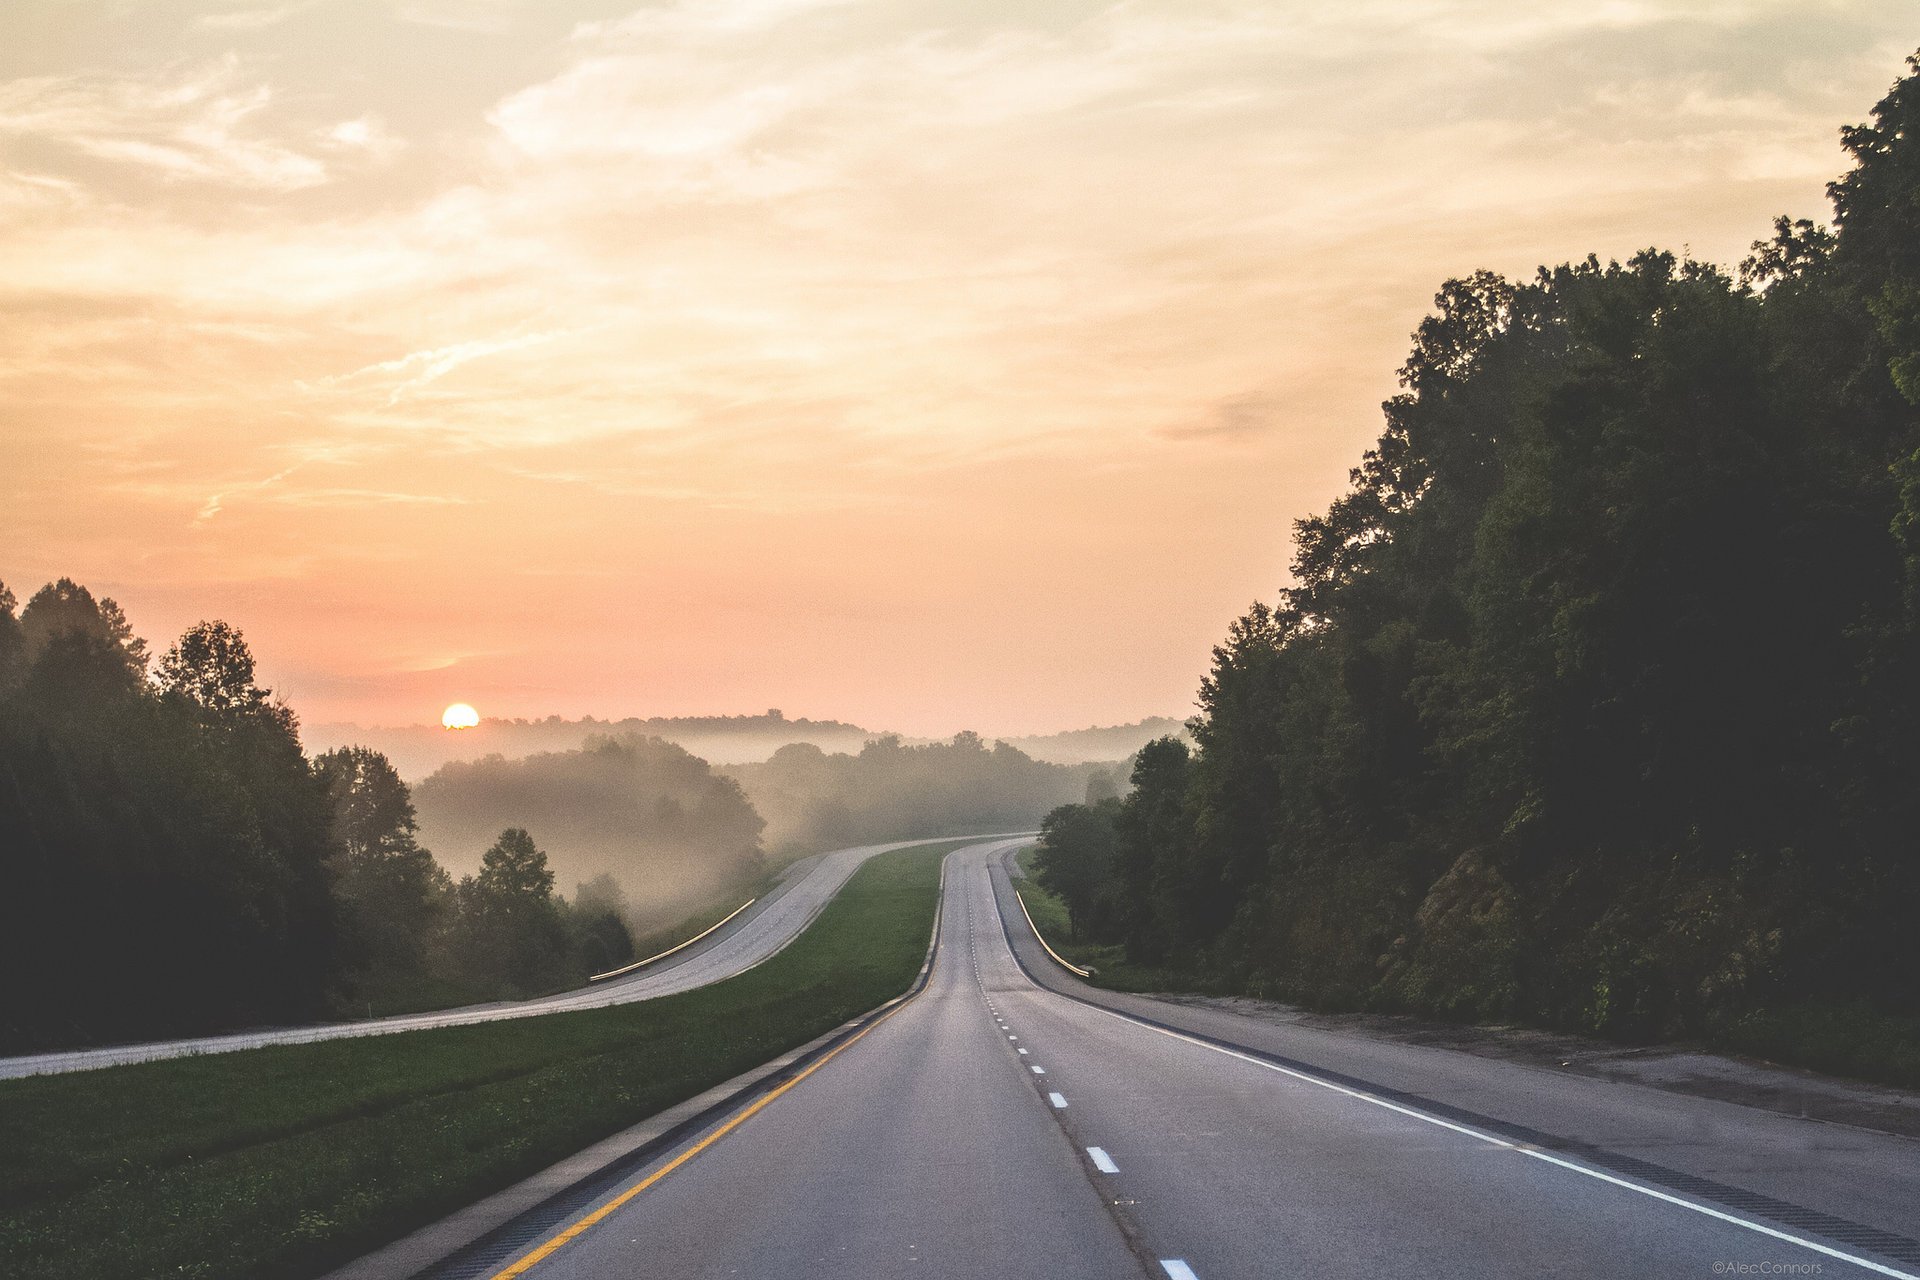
left=1079, top=1003, right=1920, bottom=1280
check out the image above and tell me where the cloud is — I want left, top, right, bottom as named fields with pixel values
left=0, top=56, right=328, bottom=190
left=315, top=331, right=568, bottom=405
left=319, top=114, right=405, bottom=162
left=1161, top=390, right=1291, bottom=442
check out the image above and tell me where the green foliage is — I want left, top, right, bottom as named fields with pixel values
left=316, top=745, right=453, bottom=997
left=449, top=828, right=569, bottom=998
left=1055, top=52, right=1920, bottom=1064
left=1032, top=799, right=1118, bottom=938
left=724, top=731, right=1098, bottom=855
left=0, top=587, right=640, bottom=1046
left=0, top=846, right=947, bottom=1280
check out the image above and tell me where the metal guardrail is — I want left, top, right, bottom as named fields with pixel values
left=1012, top=888, right=1094, bottom=978
left=589, top=897, right=758, bottom=983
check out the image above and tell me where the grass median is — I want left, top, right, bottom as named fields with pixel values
left=0, top=840, right=966, bottom=1280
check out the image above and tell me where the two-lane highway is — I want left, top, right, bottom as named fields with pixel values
left=441, top=838, right=1920, bottom=1280
left=0, top=834, right=1022, bottom=1080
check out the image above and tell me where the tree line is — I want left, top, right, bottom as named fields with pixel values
left=1033, top=54, right=1920, bottom=1045
left=0, top=582, right=633, bottom=1052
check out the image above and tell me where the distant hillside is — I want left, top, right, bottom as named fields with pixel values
left=1003, top=717, right=1190, bottom=765
left=413, top=735, right=766, bottom=930
left=305, top=710, right=878, bottom=779
left=306, top=711, right=1187, bottom=779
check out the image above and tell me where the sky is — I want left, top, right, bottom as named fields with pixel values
left=0, top=1, right=1912, bottom=737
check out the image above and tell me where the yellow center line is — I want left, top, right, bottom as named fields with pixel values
left=486, top=989, right=922, bottom=1278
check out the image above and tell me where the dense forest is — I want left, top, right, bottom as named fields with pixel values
left=1034, top=57, right=1920, bottom=1059
left=0, top=584, right=634, bottom=1051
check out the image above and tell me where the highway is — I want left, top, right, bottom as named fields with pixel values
left=0, top=834, right=1015, bottom=1081
left=437, top=838, right=1920, bottom=1280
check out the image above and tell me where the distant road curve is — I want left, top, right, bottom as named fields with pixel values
left=0, top=833, right=1031, bottom=1081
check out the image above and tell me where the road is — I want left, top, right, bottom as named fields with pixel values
left=0, top=834, right=1017, bottom=1081
left=439, top=838, right=1920, bottom=1280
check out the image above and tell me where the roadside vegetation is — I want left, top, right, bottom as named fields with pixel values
left=722, top=731, right=1100, bottom=855
left=1028, top=55, right=1920, bottom=1092
left=0, top=594, right=639, bottom=1049
left=0, top=843, right=953, bottom=1280
left=0, top=570, right=1101, bottom=1050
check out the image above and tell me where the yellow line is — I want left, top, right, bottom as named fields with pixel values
left=488, top=986, right=919, bottom=1276
left=1013, top=889, right=1093, bottom=978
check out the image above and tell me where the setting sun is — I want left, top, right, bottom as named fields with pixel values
left=440, top=703, right=479, bottom=731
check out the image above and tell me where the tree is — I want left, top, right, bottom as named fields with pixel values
left=157, top=620, right=275, bottom=720
left=564, top=873, right=634, bottom=976
left=17, top=578, right=148, bottom=695
left=315, top=746, right=451, bottom=988
left=1033, top=800, right=1117, bottom=939
left=454, top=827, right=568, bottom=997
left=475, top=827, right=555, bottom=900
left=0, top=579, right=21, bottom=685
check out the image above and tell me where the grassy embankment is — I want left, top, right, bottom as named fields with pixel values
left=0, top=839, right=968, bottom=1280
left=1011, top=854, right=1920, bottom=1088
left=1009, top=849, right=1219, bottom=993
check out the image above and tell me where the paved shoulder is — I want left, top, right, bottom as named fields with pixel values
left=988, top=848, right=1920, bottom=1273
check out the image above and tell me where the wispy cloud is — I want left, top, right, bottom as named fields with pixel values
left=315, top=331, right=567, bottom=405
left=0, top=56, right=327, bottom=189
left=0, top=0, right=1909, bottom=731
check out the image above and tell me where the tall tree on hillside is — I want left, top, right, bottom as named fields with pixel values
left=315, top=746, right=451, bottom=987
left=17, top=578, right=148, bottom=678
left=157, top=620, right=282, bottom=723
left=455, top=828, right=568, bottom=996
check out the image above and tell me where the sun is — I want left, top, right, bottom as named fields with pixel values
left=441, top=703, right=480, bottom=730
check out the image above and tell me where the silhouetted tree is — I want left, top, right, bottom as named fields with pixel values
left=315, top=746, right=451, bottom=992
left=1033, top=799, right=1118, bottom=939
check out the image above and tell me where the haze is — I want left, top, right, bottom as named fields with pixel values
left=1, top=0, right=1906, bottom=735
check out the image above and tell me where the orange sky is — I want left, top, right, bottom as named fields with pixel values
left=1, top=1, right=1912, bottom=736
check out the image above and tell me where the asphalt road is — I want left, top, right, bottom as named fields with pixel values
left=459, top=838, right=1920, bottom=1280
left=0, top=834, right=1016, bottom=1080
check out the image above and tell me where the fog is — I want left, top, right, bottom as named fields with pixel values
left=310, top=710, right=877, bottom=781
left=723, top=732, right=1112, bottom=856
left=412, top=735, right=768, bottom=933
left=308, top=711, right=1184, bottom=781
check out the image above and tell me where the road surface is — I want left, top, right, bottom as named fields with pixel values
left=434, top=838, right=1920, bottom=1280
left=0, top=834, right=1019, bottom=1080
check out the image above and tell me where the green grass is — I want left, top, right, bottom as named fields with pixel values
left=0, top=842, right=960, bottom=1280
left=1708, top=1001, right=1920, bottom=1091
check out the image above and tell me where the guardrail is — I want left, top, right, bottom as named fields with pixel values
left=589, top=897, right=757, bottom=983
left=1012, top=888, right=1094, bottom=978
